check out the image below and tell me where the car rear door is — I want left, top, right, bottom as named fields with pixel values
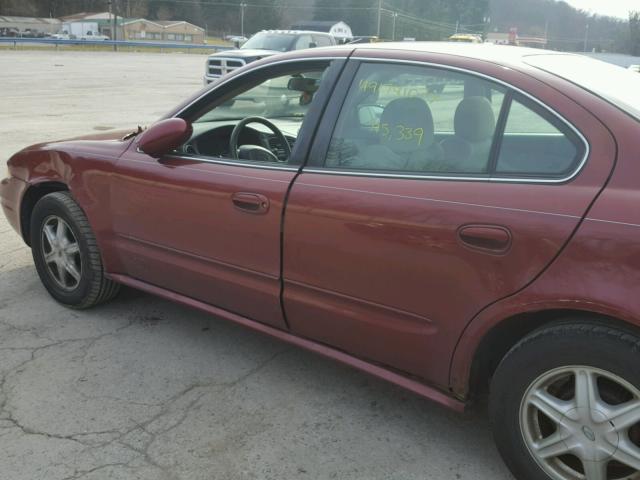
left=109, top=57, right=346, bottom=330
left=282, top=53, right=615, bottom=388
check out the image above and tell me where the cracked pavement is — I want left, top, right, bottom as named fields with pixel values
left=0, top=50, right=513, bottom=479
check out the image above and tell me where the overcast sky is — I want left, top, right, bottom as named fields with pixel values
left=564, top=0, right=637, bottom=18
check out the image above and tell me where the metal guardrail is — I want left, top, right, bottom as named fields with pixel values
left=0, top=37, right=233, bottom=50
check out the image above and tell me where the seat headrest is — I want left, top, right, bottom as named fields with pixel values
left=454, top=96, right=496, bottom=143
left=380, top=97, right=435, bottom=154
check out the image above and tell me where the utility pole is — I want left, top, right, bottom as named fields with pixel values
left=240, top=2, right=246, bottom=38
left=583, top=22, right=589, bottom=52
left=455, top=20, right=459, bottom=34
left=392, top=12, right=397, bottom=41
left=108, top=0, right=112, bottom=37
left=111, top=0, right=118, bottom=52
left=544, top=19, right=549, bottom=41
left=376, top=0, right=382, bottom=38
left=483, top=15, right=490, bottom=41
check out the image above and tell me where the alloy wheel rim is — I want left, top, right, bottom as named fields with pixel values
left=520, top=365, right=640, bottom=480
left=40, top=215, right=82, bottom=291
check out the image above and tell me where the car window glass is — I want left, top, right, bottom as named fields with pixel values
left=181, top=65, right=330, bottom=164
left=495, top=96, right=584, bottom=177
left=294, top=35, right=314, bottom=50
left=314, top=35, right=333, bottom=47
left=324, top=63, right=505, bottom=175
left=241, top=32, right=295, bottom=51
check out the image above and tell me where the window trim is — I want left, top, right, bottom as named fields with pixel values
left=161, top=154, right=299, bottom=172
left=307, top=57, right=590, bottom=184
left=487, top=90, right=513, bottom=175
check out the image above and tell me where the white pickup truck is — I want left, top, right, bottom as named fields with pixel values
left=203, top=30, right=336, bottom=85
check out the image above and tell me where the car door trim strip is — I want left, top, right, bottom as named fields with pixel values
left=293, top=181, right=582, bottom=219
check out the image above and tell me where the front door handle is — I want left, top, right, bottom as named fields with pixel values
left=457, top=225, right=512, bottom=254
left=231, top=192, right=269, bottom=214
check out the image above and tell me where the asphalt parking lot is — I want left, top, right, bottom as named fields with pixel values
left=0, top=50, right=513, bottom=480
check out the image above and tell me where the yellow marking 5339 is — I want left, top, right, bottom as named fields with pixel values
left=370, top=123, right=425, bottom=145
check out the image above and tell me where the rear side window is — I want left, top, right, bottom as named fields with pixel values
left=314, top=35, right=333, bottom=47
left=319, top=62, right=586, bottom=180
left=495, top=95, right=585, bottom=178
left=294, top=35, right=314, bottom=50
left=324, top=63, right=506, bottom=175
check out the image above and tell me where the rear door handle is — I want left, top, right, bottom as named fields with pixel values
left=457, top=225, right=512, bottom=254
left=231, top=192, right=269, bottom=214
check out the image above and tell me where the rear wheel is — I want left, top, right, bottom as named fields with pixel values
left=30, top=191, right=120, bottom=309
left=490, top=322, right=640, bottom=480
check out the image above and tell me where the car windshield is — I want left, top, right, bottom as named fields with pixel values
left=524, top=54, right=640, bottom=122
left=241, top=32, right=296, bottom=51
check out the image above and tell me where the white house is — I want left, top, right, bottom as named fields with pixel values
left=289, top=20, right=353, bottom=42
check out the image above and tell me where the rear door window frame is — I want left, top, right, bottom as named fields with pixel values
left=305, top=58, right=590, bottom=184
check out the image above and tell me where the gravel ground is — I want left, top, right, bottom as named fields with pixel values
left=0, top=50, right=514, bottom=480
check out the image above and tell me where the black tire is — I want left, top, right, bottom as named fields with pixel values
left=30, top=191, right=120, bottom=309
left=489, top=321, right=640, bottom=480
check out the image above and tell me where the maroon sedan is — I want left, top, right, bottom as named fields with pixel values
left=3, top=43, right=640, bottom=480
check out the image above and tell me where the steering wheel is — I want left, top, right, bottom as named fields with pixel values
left=229, top=116, right=292, bottom=162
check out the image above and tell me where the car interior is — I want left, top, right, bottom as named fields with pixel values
left=175, top=63, right=584, bottom=178
left=177, top=70, right=327, bottom=164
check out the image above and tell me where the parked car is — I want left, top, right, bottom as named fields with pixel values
left=224, top=34, right=248, bottom=44
left=79, top=31, right=109, bottom=41
left=0, top=27, right=19, bottom=37
left=18, top=29, right=47, bottom=38
left=448, top=33, right=483, bottom=43
left=203, top=29, right=336, bottom=84
left=3, top=43, right=640, bottom=480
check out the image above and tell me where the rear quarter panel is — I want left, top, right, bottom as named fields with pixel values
left=450, top=89, right=640, bottom=396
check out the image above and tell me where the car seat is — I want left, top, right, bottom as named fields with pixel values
left=440, top=96, right=496, bottom=173
left=349, top=97, right=443, bottom=171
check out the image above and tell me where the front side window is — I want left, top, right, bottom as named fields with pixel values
left=179, top=63, right=331, bottom=164
left=325, top=63, right=505, bottom=175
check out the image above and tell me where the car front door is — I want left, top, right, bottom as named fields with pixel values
left=109, top=58, right=344, bottom=329
left=282, top=56, right=615, bottom=387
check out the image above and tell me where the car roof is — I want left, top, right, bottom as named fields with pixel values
left=351, top=42, right=577, bottom=68
left=257, top=29, right=333, bottom=37
left=282, top=41, right=584, bottom=72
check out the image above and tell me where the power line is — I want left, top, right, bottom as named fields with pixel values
left=119, top=0, right=472, bottom=38
left=380, top=5, right=481, bottom=34
left=388, top=12, right=457, bottom=34
left=124, top=0, right=378, bottom=9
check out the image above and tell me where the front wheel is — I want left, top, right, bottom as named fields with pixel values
left=30, top=191, right=120, bottom=309
left=490, top=322, right=640, bottom=480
